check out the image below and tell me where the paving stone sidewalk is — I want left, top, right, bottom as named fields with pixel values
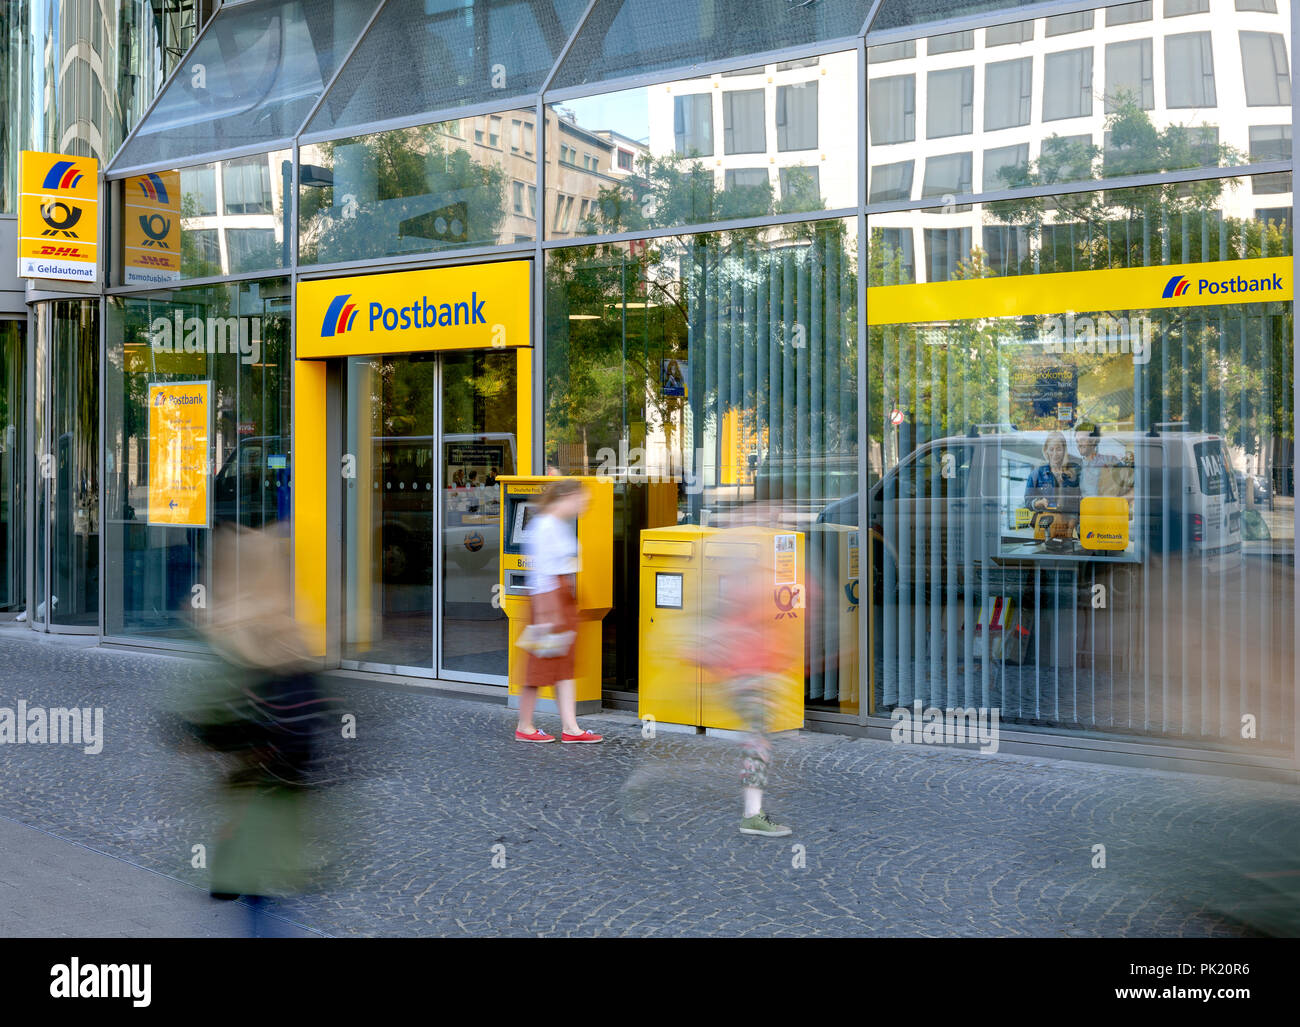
left=1, top=625, right=1298, bottom=937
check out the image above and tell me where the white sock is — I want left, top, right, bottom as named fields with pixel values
left=743, top=788, right=762, bottom=818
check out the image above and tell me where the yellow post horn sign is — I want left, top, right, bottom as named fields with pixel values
left=17, top=151, right=99, bottom=282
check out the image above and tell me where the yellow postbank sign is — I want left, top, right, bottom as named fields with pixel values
left=868, top=256, right=1294, bottom=325
left=123, top=170, right=181, bottom=285
left=148, top=381, right=211, bottom=528
left=17, top=151, right=98, bottom=282
left=296, top=260, right=531, bottom=358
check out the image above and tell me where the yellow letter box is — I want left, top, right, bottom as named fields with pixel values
left=639, top=525, right=805, bottom=733
left=499, top=476, right=613, bottom=710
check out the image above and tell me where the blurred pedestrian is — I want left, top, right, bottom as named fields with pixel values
left=699, top=532, right=792, bottom=837
left=514, top=480, right=602, bottom=744
left=170, top=525, right=336, bottom=936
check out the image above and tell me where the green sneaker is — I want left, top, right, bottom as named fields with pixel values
left=739, top=811, right=792, bottom=837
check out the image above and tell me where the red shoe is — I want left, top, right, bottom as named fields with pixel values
left=561, top=729, right=603, bottom=744
left=515, top=728, right=555, bottom=743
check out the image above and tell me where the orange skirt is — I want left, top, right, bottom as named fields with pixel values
left=524, top=583, right=578, bottom=689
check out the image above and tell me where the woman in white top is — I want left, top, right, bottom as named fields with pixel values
left=515, top=479, right=602, bottom=744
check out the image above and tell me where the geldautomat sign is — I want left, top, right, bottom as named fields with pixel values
left=296, top=260, right=531, bottom=358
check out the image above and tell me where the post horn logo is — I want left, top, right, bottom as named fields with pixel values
left=774, top=585, right=800, bottom=619
left=1162, top=275, right=1191, bottom=299
left=40, top=200, right=82, bottom=237
left=138, top=213, right=172, bottom=247
left=321, top=294, right=359, bottom=337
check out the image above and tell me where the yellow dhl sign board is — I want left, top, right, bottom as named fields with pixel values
left=867, top=256, right=1293, bottom=325
left=17, top=151, right=98, bottom=282
left=123, top=170, right=181, bottom=285
left=148, top=381, right=211, bottom=528
left=297, top=260, right=531, bottom=358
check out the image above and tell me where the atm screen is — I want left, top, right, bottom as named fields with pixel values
left=504, top=495, right=577, bottom=555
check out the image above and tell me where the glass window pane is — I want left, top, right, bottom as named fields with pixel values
left=307, top=0, right=588, bottom=135
left=119, top=152, right=291, bottom=286
left=873, top=0, right=1052, bottom=32
left=1045, top=11, right=1094, bottom=35
left=545, top=56, right=858, bottom=239
left=928, top=31, right=974, bottom=55
left=869, top=74, right=916, bottom=145
left=777, top=82, right=819, bottom=151
left=544, top=219, right=860, bottom=712
left=984, top=57, right=1032, bottom=131
left=983, top=142, right=1029, bottom=191
left=986, top=21, right=1034, bottom=47
left=105, top=280, right=293, bottom=641
left=298, top=113, right=534, bottom=266
left=926, top=67, right=974, bottom=139
left=921, top=152, right=972, bottom=197
left=1105, top=38, right=1155, bottom=112
left=869, top=160, right=914, bottom=202
left=1164, top=0, right=1209, bottom=13
left=723, top=89, right=766, bottom=154
left=1249, top=124, right=1291, bottom=193
left=113, top=0, right=379, bottom=170
left=553, top=0, right=873, bottom=88
left=1106, top=1, right=1153, bottom=25
left=865, top=176, right=1294, bottom=750
left=1043, top=48, right=1093, bottom=121
left=868, top=40, right=915, bottom=64
left=1235, top=0, right=1277, bottom=10
left=1239, top=31, right=1291, bottom=107
left=1166, top=32, right=1217, bottom=108
left=674, top=94, right=715, bottom=156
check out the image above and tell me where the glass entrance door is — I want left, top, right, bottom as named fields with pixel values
left=342, top=349, right=517, bottom=681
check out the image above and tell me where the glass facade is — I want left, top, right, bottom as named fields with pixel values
left=0, top=320, right=23, bottom=611
left=77, top=0, right=1296, bottom=765
left=104, top=280, right=292, bottom=640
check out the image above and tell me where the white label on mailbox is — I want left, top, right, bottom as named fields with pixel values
left=655, top=572, right=683, bottom=609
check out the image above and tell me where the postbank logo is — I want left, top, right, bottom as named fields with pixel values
left=136, top=172, right=170, bottom=204
left=42, top=161, right=86, bottom=191
left=321, top=294, right=359, bottom=337
left=18, top=151, right=98, bottom=283
left=297, top=260, right=531, bottom=359
left=1161, top=275, right=1191, bottom=299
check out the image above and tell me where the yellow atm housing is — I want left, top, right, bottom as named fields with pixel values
left=498, top=476, right=613, bottom=707
left=639, top=525, right=805, bottom=733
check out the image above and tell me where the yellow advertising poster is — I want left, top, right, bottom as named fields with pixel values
left=148, top=381, right=211, bottom=528
left=296, top=260, right=531, bottom=358
left=123, top=170, right=181, bottom=285
left=17, top=150, right=98, bottom=282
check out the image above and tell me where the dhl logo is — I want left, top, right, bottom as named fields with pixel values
left=37, top=245, right=88, bottom=257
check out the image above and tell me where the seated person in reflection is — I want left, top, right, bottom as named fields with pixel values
left=1023, top=431, right=1082, bottom=518
left=1076, top=425, right=1135, bottom=508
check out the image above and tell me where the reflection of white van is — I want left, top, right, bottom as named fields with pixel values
left=819, top=429, right=1243, bottom=580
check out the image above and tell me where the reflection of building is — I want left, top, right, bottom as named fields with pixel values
left=181, top=153, right=288, bottom=276
left=649, top=51, right=859, bottom=211
left=868, top=2, right=1293, bottom=282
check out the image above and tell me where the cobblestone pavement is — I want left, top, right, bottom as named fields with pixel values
left=1, top=625, right=1298, bottom=937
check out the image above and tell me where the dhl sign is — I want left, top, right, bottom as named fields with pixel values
left=17, top=151, right=98, bottom=282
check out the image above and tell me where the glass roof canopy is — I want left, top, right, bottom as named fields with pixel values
left=108, top=0, right=1073, bottom=175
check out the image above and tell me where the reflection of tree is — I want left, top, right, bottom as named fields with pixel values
left=298, top=125, right=508, bottom=263
left=868, top=98, right=1293, bottom=465
left=546, top=160, right=856, bottom=491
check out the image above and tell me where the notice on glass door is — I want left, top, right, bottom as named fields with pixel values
left=148, top=380, right=211, bottom=528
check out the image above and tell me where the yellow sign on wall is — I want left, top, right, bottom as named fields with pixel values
left=123, top=170, right=181, bottom=285
left=296, top=260, right=532, bottom=358
left=17, top=151, right=98, bottom=282
left=867, top=256, right=1294, bottom=326
left=148, top=381, right=211, bottom=528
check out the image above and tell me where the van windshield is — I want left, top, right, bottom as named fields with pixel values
left=1193, top=440, right=1234, bottom=499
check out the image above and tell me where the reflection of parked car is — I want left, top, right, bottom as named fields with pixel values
left=1233, top=471, right=1272, bottom=506
left=213, top=436, right=290, bottom=528
left=818, top=429, right=1243, bottom=582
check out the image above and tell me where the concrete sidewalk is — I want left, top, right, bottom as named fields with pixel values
left=0, top=814, right=320, bottom=938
